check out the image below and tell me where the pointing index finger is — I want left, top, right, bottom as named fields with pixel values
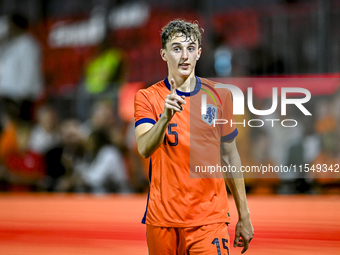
left=170, top=78, right=177, bottom=96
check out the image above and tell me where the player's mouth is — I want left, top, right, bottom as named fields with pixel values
left=179, top=63, right=190, bottom=69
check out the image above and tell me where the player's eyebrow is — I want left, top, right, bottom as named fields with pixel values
left=171, top=42, right=182, bottom=47
left=188, top=42, right=197, bottom=46
left=171, top=42, right=197, bottom=47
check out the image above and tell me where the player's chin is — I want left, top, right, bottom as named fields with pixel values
left=178, top=68, right=193, bottom=77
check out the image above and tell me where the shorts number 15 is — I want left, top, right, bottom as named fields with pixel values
left=212, top=238, right=229, bottom=255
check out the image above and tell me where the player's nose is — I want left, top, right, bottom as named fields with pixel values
left=181, top=49, right=189, bottom=60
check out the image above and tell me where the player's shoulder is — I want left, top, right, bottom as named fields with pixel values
left=135, top=80, right=167, bottom=100
left=199, top=77, right=215, bottom=85
left=198, top=77, right=232, bottom=98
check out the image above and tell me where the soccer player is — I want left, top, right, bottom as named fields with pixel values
left=134, top=19, right=254, bottom=254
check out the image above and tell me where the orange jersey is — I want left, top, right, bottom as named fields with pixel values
left=134, top=77, right=238, bottom=227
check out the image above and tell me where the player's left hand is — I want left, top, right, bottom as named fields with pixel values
left=233, top=216, right=254, bottom=254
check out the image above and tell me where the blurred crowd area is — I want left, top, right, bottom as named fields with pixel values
left=0, top=0, right=340, bottom=194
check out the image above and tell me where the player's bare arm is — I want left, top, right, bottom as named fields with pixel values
left=221, top=139, right=254, bottom=254
left=135, top=79, right=185, bottom=158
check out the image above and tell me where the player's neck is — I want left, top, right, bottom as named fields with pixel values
left=168, top=73, right=196, bottom=92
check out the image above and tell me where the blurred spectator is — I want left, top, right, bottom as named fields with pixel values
left=314, top=99, right=337, bottom=134
left=42, top=119, right=85, bottom=192
left=214, top=43, right=233, bottom=77
left=0, top=13, right=43, bottom=126
left=73, top=129, right=131, bottom=194
left=80, top=100, right=116, bottom=137
left=311, top=132, right=340, bottom=194
left=124, top=120, right=149, bottom=193
left=28, top=105, right=60, bottom=154
left=258, top=98, right=304, bottom=194
left=245, top=129, right=279, bottom=194
left=79, top=98, right=149, bottom=193
left=302, top=117, right=321, bottom=166
left=80, top=99, right=126, bottom=153
left=0, top=119, right=44, bottom=191
left=0, top=120, right=20, bottom=164
left=212, top=33, right=251, bottom=77
left=76, top=33, right=126, bottom=121
left=289, top=117, right=322, bottom=194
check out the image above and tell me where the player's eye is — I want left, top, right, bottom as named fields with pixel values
left=173, top=47, right=180, bottom=52
left=188, top=47, right=195, bottom=51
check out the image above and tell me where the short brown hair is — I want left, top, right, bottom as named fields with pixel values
left=161, top=19, right=204, bottom=49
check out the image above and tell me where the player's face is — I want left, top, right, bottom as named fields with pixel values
left=161, top=34, right=202, bottom=78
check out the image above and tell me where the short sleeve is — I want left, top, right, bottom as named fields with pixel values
left=220, top=89, right=238, bottom=142
left=134, top=89, right=156, bottom=128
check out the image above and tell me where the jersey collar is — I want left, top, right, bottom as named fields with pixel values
left=164, top=76, right=201, bottom=97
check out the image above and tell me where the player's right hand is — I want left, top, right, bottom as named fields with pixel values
left=163, top=78, right=186, bottom=120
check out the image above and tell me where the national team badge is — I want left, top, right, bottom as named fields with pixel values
left=201, top=104, right=217, bottom=126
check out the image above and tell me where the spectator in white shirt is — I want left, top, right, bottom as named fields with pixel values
left=74, top=129, right=131, bottom=194
left=28, top=105, right=60, bottom=154
left=0, top=13, right=43, bottom=125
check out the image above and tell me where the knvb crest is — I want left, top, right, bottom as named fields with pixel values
left=202, top=104, right=217, bottom=126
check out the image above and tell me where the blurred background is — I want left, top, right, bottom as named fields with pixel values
left=0, top=0, right=340, bottom=254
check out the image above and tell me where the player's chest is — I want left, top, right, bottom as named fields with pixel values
left=153, top=96, right=222, bottom=147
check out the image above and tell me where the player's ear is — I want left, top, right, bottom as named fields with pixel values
left=196, top=47, right=202, bottom=61
left=160, top=48, right=167, bottom=62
